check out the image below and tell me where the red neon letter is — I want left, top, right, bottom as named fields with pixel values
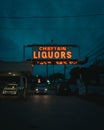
left=54, top=52, right=60, bottom=58
left=48, top=51, right=53, bottom=58
left=33, top=51, right=37, bottom=59
left=41, top=51, right=47, bottom=58
left=67, top=51, right=72, bottom=58
left=61, top=51, right=66, bottom=58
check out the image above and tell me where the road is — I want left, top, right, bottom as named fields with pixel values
left=0, top=95, right=104, bottom=130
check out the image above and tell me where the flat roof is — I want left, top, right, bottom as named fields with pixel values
left=0, top=61, right=32, bottom=76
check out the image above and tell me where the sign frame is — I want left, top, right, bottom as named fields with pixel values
left=26, top=44, right=80, bottom=65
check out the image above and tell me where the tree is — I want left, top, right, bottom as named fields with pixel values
left=49, top=73, right=65, bottom=81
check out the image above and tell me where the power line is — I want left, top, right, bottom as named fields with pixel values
left=0, top=26, right=104, bottom=30
left=0, top=13, right=104, bottom=19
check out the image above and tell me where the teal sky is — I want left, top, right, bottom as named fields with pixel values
left=0, top=0, right=104, bottom=77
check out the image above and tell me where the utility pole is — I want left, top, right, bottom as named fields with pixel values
left=23, top=45, right=26, bottom=61
left=46, top=64, right=48, bottom=79
left=64, top=65, right=66, bottom=79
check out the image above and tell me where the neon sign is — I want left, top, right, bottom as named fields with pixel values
left=33, top=46, right=72, bottom=59
left=31, top=45, right=79, bottom=65
left=35, top=60, right=78, bottom=65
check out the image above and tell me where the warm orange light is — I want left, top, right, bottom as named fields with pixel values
left=47, top=52, right=53, bottom=58
left=35, top=60, right=78, bottom=65
left=33, top=51, right=40, bottom=59
left=32, top=46, right=79, bottom=65
left=63, top=61, right=67, bottom=64
left=68, top=61, right=72, bottom=64
left=33, top=51, right=72, bottom=59
left=56, top=61, right=63, bottom=64
left=41, top=51, right=47, bottom=58
left=67, top=52, right=72, bottom=58
left=39, top=46, right=66, bottom=51
left=68, top=61, right=78, bottom=64
left=47, top=61, right=52, bottom=64
left=38, top=78, right=41, bottom=83
left=54, top=52, right=60, bottom=58
left=40, top=61, right=47, bottom=64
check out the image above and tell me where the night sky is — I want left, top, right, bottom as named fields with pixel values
left=0, top=0, right=104, bottom=77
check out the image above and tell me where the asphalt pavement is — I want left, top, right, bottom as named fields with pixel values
left=0, top=94, right=104, bottom=130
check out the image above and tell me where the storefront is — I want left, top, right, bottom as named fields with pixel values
left=0, top=61, right=32, bottom=94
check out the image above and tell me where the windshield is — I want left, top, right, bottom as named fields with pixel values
left=7, top=84, right=17, bottom=88
left=36, top=84, right=46, bottom=88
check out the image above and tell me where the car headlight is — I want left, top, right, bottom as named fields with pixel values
left=35, top=88, right=38, bottom=91
left=45, top=88, right=47, bottom=91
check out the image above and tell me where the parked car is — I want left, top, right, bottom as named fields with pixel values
left=56, top=81, right=71, bottom=95
left=35, top=83, right=48, bottom=94
left=2, top=83, right=18, bottom=95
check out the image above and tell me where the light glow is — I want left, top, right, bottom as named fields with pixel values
left=33, top=51, right=72, bottom=59
left=32, top=45, right=79, bottom=65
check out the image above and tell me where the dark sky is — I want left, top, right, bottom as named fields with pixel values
left=0, top=0, right=104, bottom=77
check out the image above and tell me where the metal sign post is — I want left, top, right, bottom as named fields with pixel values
left=24, top=43, right=82, bottom=79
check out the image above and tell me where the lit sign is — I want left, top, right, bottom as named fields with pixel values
left=37, top=78, right=41, bottom=83
left=32, top=60, right=78, bottom=65
left=35, top=60, right=78, bottom=65
left=32, top=45, right=79, bottom=65
left=33, top=46, right=72, bottom=60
